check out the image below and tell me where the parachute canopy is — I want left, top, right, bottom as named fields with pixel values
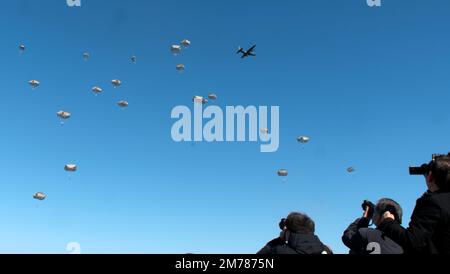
left=117, top=100, right=129, bottom=107
left=176, top=64, right=185, bottom=71
left=347, top=167, right=355, bottom=173
left=297, top=136, right=310, bottom=144
left=277, top=169, right=288, bottom=176
left=208, top=93, right=217, bottom=100
left=33, top=192, right=46, bottom=201
left=57, top=111, right=71, bottom=119
left=29, top=80, right=40, bottom=89
left=92, top=86, right=102, bottom=93
left=83, top=52, right=90, bottom=61
left=171, top=45, right=182, bottom=55
left=111, top=79, right=122, bottom=88
left=19, top=44, right=26, bottom=52
left=193, top=96, right=208, bottom=104
left=181, top=39, right=191, bottom=47
left=65, top=164, right=77, bottom=172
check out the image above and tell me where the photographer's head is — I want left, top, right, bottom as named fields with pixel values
left=373, top=198, right=402, bottom=226
left=282, top=212, right=315, bottom=234
left=425, top=154, right=450, bottom=193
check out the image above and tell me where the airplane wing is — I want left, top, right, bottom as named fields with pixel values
left=248, top=45, right=256, bottom=52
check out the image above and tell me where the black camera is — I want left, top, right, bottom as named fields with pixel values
left=279, top=218, right=286, bottom=230
left=409, top=154, right=450, bottom=176
left=361, top=200, right=375, bottom=219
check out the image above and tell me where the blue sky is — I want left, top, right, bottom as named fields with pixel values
left=0, top=0, right=449, bottom=254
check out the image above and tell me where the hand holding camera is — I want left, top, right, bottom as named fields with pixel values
left=361, top=200, right=375, bottom=220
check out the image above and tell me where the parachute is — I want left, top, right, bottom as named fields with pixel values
left=33, top=192, right=46, bottom=201
left=171, top=45, right=182, bottom=55
left=65, top=164, right=77, bottom=172
left=208, top=93, right=217, bottom=100
left=92, top=86, right=103, bottom=94
left=19, top=44, right=26, bottom=53
left=83, top=52, right=90, bottom=61
left=347, top=167, right=355, bottom=173
left=181, top=39, right=191, bottom=47
left=117, top=100, right=129, bottom=107
left=297, top=136, right=310, bottom=144
left=111, top=79, right=122, bottom=88
left=192, top=96, right=207, bottom=104
left=57, top=111, right=71, bottom=119
left=131, top=56, right=137, bottom=64
left=277, top=169, right=288, bottom=176
left=176, top=64, right=185, bottom=72
left=29, top=80, right=40, bottom=89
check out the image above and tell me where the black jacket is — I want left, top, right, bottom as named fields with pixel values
left=379, top=191, right=450, bottom=254
left=257, top=232, right=332, bottom=254
left=342, top=217, right=403, bottom=254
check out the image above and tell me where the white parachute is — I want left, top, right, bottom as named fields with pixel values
left=33, top=192, right=46, bottom=201
left=111, top=79, right=122, bottom=88
left=83, top=52, right=90, bottom=61
left=277, top=169, right=288, bottom=176
left=176, top=64, right=185, bottom=72
left=57, top=111, right=71, bottom=119
left=192, top=96, right=207, bottom=104
left=171, top=45, right=182, bottom=55
left=181, top=39, right=191, bottom=47
left=19, top=44, right=26, bottom=53
left=65, top=164, right=77, bottom=172
left=297, top=136, right=310, bottom=144
left=29, top=80, right=40, bottom=89
left=92, top=86, right=103, bottom=94
left=117, top=100, right=129, bottom=107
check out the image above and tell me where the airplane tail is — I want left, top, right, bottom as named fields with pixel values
left=236, top=47, right=244, bottom=54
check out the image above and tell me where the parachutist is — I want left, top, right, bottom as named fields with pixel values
left=111, top=79, right=122, bottom=88
left=181, top=39, right=191, bottom=47
left=171, top=45, right=182, bottom=55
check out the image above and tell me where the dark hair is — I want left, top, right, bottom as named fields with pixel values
left=285, top=212, right=315, bottom=234
left=375, top=198, right=403, bottom=224
left=430, top=154, right=450, bottom=192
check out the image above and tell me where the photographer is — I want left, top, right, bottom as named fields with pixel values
left=380, top=153, right=450, bottom=254
left=342, top=199, right=403, bottom=254
left=257, top=212, right=332, bottom=254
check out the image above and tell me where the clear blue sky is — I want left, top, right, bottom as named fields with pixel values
left=0, top=0, right=449, bottom=254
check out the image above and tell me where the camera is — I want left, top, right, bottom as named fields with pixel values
left=409, top=153, right=450, bottom=176
left=279, top=218, right=286, bottom=230
left=361, top=200, right=375, bottom=219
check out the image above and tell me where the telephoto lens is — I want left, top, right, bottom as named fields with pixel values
left=362, top=200, right=375, bottom=219
left=409, top=164, right=429, bottom=175
left=279, top=218, right=286, bottom=230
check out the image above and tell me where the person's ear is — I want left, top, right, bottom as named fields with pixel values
left=425, top=172, right=433, bottom=186
left=428, top=172, right=437, bottom=186
left=428, top=171, right=433, bottom=181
